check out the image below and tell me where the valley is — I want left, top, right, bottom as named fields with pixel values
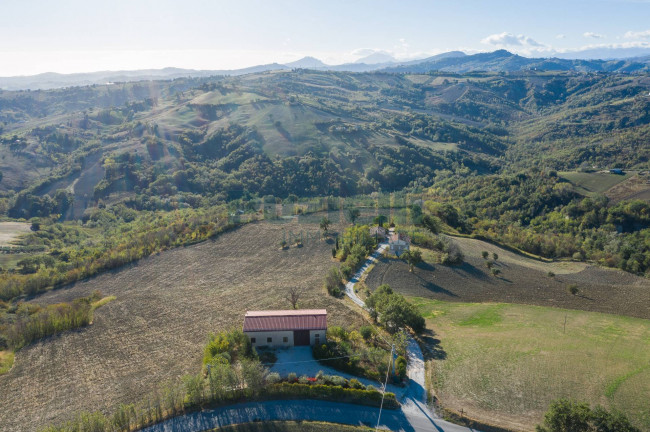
left=0, top=64, right=648, bottom=432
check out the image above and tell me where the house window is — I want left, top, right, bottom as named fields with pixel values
left=267, top=337, right=272, bottom=343
left=250, top=337, right=256, bottom=344
left=283, top=336, right=288, bottom=343
left=315, top=333, right=320, bottom=343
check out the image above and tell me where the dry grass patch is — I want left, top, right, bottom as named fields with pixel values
left=0, top=350, right=14, bottom=374
left=91, top=295, right=116, bottom=310
left=0, top=221, right=31, bottom=247
left=414, top=298, right=650, bottom=431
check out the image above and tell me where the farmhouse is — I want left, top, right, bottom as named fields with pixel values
left=388, top=228, right=410, bottom=256
left=243, top=309, right=327, bottom=348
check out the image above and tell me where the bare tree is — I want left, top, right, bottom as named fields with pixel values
left=286, top=287, right=303, bottom=309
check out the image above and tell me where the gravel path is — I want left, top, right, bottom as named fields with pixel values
left=341, top=242, right=481, bottom=431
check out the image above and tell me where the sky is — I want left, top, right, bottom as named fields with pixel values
left=1, top=0, right=649, bottom=76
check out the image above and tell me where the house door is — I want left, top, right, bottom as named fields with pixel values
left=293, top=330, right=310, bottom=346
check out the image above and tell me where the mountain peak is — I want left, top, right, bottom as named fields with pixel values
left=355, top=52, right=396, bottom=64
left=284, top=56, right=327, bottom=69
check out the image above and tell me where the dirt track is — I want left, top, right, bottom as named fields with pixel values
left=366, top=236, right=650, bottom=319
left=0, top=220, right=362, bottom=432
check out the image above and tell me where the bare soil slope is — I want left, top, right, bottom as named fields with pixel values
left=0, top=220, right=360, bottom=432
left=366, top=236, right=650, bottom=319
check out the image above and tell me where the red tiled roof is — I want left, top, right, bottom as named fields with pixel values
left=243, top=309, right=327, bottom=332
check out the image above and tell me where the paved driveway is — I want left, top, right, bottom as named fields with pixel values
left=269, top=345, right=405, bottom=396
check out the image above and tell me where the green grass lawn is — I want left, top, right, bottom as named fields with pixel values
left=411, top=297, right=650, bottom=431
left=559, top=171, right=633, bottom=196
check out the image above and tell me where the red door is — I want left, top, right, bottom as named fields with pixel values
left=293, top=330, right=310, bottom=346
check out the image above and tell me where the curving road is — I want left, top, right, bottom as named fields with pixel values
left=141, top=399, right=476, bottom=432
left=142, top=241, right=482, bottom=431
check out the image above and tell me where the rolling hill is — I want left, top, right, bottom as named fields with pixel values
left=1, top=69, right=649, bottom=220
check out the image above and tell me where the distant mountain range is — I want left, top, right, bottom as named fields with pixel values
left=2, top=49, right=650, bottom=90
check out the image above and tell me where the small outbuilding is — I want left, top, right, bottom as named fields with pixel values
left=243, top=309, right=327, bottom=348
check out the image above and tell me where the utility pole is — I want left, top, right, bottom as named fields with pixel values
left=375, top=344, right=394, bottom=431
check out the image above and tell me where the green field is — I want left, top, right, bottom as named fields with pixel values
left=412, top=298, right=650, bottom=431
left=559, top=171, right=633, bottom=196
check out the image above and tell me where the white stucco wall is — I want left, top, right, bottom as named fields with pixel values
left=245, top=330, right=294, bottom=347
left=310, top=330, right=326, bottom=346
left=245, top=329, right=327, bottom=347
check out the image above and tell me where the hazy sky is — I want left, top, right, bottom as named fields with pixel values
left=1, top=0, right=649, bottom=76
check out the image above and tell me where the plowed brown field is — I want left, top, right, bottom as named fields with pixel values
left=366, top=235, right=650, bottom=319
left=0, top=219, right=362, bottom=432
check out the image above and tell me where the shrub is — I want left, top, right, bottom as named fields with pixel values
left=258, top=350, right=277, bottom=365
left=537, top=398, right=640, bottom=432
left=329, top=375, right=347, bottom=387
left=395, top=355, right=407, bottom=381
left=266, top=372, right=281, bottom=384
left=547, top=271, right=555, bottom=277
left=202, top=329, right=254, bottom=365
left=328, top=326, right=348, bottom=341
left=359, top=325, right=374, bottom=340
left=348, top=378, right=364, bottom=389
left=340, top=264, right=353, bottom=280
left=6, top=297, right=93, bottom=350
left=491, top=268, right=501, bottom=276
left=366, top=284, right=425, bottom=333
left=482, top=251, right=489, bottom=259
left=324, top=266, right=343, bottom=296
left=568, top=284, right=579, bottom=295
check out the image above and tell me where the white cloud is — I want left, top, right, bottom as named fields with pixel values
left=583, top=32, right=605, bottom=39
left=556, top=34, right=566, bottom=39
left=624, top=29, right=650, bottom=39
left=481, top=32, right=543, bottom=47
left=350, top=48, right=378, bottom=57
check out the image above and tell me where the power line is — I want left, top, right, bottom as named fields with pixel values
left=376, top=344, right=394, bottom=432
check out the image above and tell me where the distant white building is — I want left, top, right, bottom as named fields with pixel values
left=388, top=228, right=410, bottom=256
left=243, top=309, right=327, bottom=348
